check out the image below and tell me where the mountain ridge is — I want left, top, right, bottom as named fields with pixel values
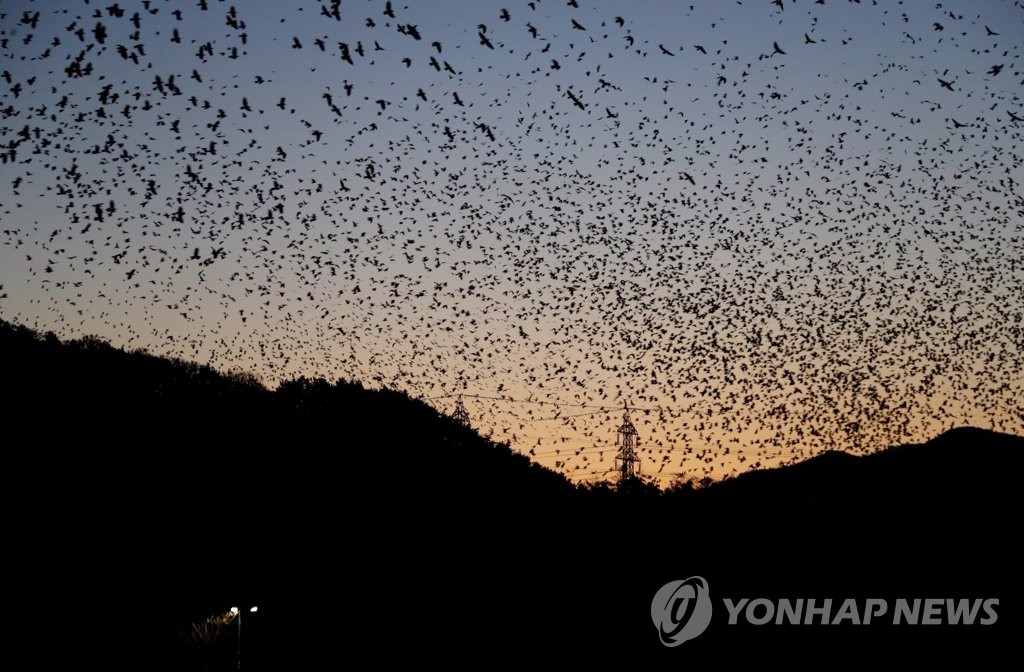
left=2, top=317, right=1020, bottom=665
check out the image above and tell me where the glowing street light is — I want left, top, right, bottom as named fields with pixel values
left=229, top=605, right=258, bottom=670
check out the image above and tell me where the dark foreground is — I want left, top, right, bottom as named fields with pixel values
left=12, top=436, right=1020, bottom=669
left=3, top=319, right=1020, bottom=666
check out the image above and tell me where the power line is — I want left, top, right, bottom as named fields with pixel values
left=424, top=391, right=665, bottom=413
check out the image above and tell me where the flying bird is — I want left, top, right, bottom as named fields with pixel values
left=0, top=0, right=1018, bottom=488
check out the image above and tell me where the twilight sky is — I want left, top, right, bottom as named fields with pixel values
left=1, top=0, right=1022, bottom=483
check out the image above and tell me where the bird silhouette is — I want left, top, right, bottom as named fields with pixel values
left=0, top=0, right=1019, bottom=487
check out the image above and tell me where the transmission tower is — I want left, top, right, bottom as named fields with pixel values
left=452, top=395, right=470, bottom=427
left=614, top=404, right=641, bottom=483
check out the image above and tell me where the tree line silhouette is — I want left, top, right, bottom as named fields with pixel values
left=2, top=317, right=1020, bottom=667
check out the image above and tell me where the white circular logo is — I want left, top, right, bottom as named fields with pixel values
left=651, top=576, right=713, bottom=646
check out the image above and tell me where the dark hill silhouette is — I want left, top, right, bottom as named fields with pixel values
left=2, top=318, right=1020, bottom=666
left=1, top=318, right=575, bottom=506
left=691, top=426, right=1023, bottom=513
left=2, top=318, right=575, bottom=668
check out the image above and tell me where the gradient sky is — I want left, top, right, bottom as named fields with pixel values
left=1, top=0, right=1022, bottom=484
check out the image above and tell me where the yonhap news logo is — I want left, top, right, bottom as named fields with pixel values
left=650, top=576, right=714, bottom=646
left=651, top=578, right=999, bottom=646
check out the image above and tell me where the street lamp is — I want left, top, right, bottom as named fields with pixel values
left=229, top=605, right=259, bottom=670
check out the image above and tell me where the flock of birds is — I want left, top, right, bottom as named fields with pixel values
left=1, top=0, right=1021, bottom=484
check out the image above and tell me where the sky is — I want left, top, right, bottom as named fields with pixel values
left=1, top=0, right=1022, bottom=484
